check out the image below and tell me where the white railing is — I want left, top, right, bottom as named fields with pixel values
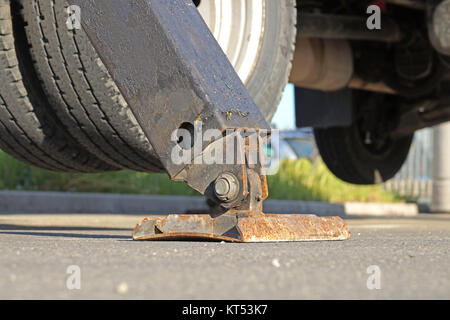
left=384, top=128, right=434, bottom=201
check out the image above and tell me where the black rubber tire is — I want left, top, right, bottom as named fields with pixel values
left=245, top=0, right=297, bottom=122
left=19, top=0, right=164, bottom=173
left=314, top=124, right=414, bottom=185
left=0, top=0, right=115, bottom=173
left=19, top=0, right=296, bottom=172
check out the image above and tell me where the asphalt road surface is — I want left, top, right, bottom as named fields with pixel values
left=0, top=213, right=449, bottom=299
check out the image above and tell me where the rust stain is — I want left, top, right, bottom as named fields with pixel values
left=237, top=215, right=350, bottom=242
left=132, top=214, right=350, bottom=242
left=260, top=175, right=269, bottom=202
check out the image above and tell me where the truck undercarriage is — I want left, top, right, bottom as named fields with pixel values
left=293, top=0, right=450, bottom=184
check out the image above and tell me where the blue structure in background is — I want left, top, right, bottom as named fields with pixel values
left=270, top=84, right=316, bottom=160
left=272, top=84, right=296, bottom=130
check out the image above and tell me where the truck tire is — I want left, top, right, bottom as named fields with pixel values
left=197, top=0, right=298, bottom=121
left=314, top=92, right=414, bottom=185
left=0, top=0, right=115, bottom=173
left=18, top=0, right=296, bottom=172
left=315, top=125, right=413, bottom=185
left=19, top=0, right=164, bottom=172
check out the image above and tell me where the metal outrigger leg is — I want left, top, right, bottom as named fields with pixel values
left=70, top=0, right=350, bottom=242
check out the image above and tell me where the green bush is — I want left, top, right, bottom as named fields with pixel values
left=267, top=159, right=401, bottom=203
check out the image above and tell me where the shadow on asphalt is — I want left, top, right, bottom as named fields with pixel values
left=0, top=224, right=130, bottom=239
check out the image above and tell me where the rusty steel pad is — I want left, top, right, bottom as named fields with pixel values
left=132, top=214, right=350, bottom=242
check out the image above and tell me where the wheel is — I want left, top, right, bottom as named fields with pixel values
left=197, top=0, right=297, bottom=121
left=17, top=0, right=296, bottom=172
left=0, top=0, right=115, bottom=173
left=314, top=92, right=414, bottom=185
left=19, top=0, right=164, bottom=172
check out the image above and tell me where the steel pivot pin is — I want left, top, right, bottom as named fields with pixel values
left=214, top=173, right=240, bottom=202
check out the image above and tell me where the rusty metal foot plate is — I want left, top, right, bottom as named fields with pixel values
left=132, top=214, right=350, bottom=242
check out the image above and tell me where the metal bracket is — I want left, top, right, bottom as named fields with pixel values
left=132, top=165, right=350, bottom=242
left=132, top=213, right=350, bottom=242
left=70, top=0, right=350, bottom=242
left=132, top=136, right=350, bottom=242
left=69, top=0, right=270, bottom=199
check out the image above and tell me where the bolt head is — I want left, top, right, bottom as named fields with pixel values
left=214, top=178, right=230, bottom=196
left=214, top=173, right=239, bottom=202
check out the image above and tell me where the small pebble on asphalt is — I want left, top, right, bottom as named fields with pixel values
left=272, top=259, right=281, bottom=268
left=116, top=282, right=129, bottom=295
